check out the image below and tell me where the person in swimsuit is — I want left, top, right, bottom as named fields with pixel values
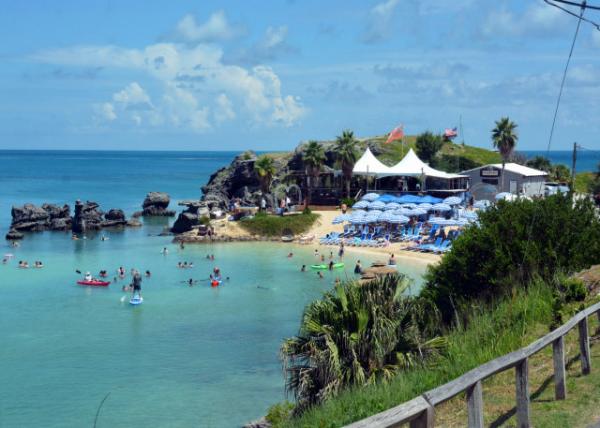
left=131, top=271, right=142, bottom=297
left=354, top=260, right=362, bottom=274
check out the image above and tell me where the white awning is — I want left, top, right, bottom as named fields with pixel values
left=352, top=147, right=391, bottom=177
left=385, top=149, right=467, bottom=179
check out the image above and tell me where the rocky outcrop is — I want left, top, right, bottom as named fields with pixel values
left=171, top=201, right=210, bottom=234
left=9, top=203, right=71, bottom=233
left=105, top=208, right=125, bottom=221
left=5, top=229, right=24, bottom=240
left=72, top=200, right=106, bottom=233
left=137, top=192, right=175, bottom=217
left=243, top=417, right=271, bottom=428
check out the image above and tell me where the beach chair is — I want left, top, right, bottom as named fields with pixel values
left=433, top=239, right=452, bottom=254
left=418, top=237, right=443, bottom=252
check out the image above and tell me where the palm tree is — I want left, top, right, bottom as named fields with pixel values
left=254, top=155, right=277, bottom=195
left=334, top=130, right=358, bottom=197
left=491, top=117, right=518, bottom=190
left=302, top=141, right=326, bottom=206
left=280, top=274, right=445, bottom=411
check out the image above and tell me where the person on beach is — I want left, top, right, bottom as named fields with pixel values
left=388, top=254, right=396, bottom=266
left=260, top=197, right=266, bottom=212
left=131, top=271, right=142, bottom=297
left=338, top=242, right=345, bottom=259
left=301, top=265, right=306, bottom=272
left=314, top=249, right=319, bottom=257
left=354, top=260, right=362, bottom=274
left=329, top=251, right=333, bottom=260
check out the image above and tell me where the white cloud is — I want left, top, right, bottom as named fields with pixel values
left=173, top=11, right=237, bottom=43
left=363, top=0, right=400, bottom=43
left=32, top=15, right=306, bottom=132
left=94, top=102, right=117, bottom=122
left=481, top=2, right=569, bottom=38
left=234, top=25, right=295, bottom=64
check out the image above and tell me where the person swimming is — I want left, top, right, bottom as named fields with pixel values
left=161, top=247, right=168, bottom=255
left=301, top=264, right=306, bottom=272
left=145, top=270, right=151, bottom=277
left=287, top=252, right=293, bottom=258
left=388, top=254, right=396, bottom=266
left=328, top=260, right=334, bottom=271
left=354, top=260, right=362, bottom=274
left=317, top=271, right=324, bottom=279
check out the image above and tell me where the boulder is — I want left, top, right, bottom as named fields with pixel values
left=142, top=192, right=175, bottom=216
left=72, top=200, right=104, bottom=234
left=11, top=204, right=49, bottom=224
left=42, top=203, right=70, bottom=219
left=171, top=212, right=198, bottom=234
left=49, top=218, right=71, bottom=230
left=5, top=229, right=24, bottom=240
left=105, top=209, right=126, bottom=221
left=126, top=218, right=142, bottom=227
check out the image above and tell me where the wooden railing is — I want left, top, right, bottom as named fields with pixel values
left=345, top=301, right=600, bottom=428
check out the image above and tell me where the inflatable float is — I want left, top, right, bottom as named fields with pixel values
left=310, top=263, right=344, bottom=270
left=77, top=280, right=110, bottom=287
left=211, top=279, right=222, bottom=287
left=129, top=295, right=143, bottom=305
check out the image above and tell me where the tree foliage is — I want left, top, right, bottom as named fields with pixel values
left=422, top=194, right=600, bottom=323
left=303, top=141, right=326, bottom=204
left=334, top=130, right=358, bottom=197
left=492, top=117, right=518, bottom=188
left=281, top=274, right=444, bottom=411
left=526, top=155, right=552, bottom=172
left=415, top=132, right=444, bottom=165
left=254, top=155, right=277, bottom=194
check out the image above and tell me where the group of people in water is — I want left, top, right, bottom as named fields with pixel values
left=177, top=261, right=194, bottom=268
left=16, top=260, right=43, bottom=268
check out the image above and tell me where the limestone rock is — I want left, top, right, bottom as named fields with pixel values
left=142, top=192, right=175, bottom=216
left=105, top=209, right=126, bottom=221
left=5, top=229, right=24, bottom=240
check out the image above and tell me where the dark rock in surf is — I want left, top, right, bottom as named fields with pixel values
left=105, top=209, right=126, bottom=221
left=141, top=192, right=175, bottom=216
left=5, top=229, right=24, bottom=240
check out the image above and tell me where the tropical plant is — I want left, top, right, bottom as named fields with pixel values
left=526, top=155, right=552, bottom=172
left=334, top=130, right=358, bottom=197
left=422, top=194, right=600, bottom=323
left=551, top=164, right=571, bottom=183
left=302, top=141, right=326, bottom=205
left=281, top=274, right=445, bottom=411
left=415, top=131, right=444, bottom=165
left=254, top=155, right=277, bottom=194
left=491, top=117, right=518, bottom=189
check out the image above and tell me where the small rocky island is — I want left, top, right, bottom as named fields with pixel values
left=133, top=192, right=176, bottom=217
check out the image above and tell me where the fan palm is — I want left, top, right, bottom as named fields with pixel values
left=334, top=130, right=358, bottom=197
left=254, top=155, right=277, bottom=194
left=281, top=274, right=445, bottom=411
left=303, top=141, right=326, bottom=205
left=491, top=117, right=518, bottom=190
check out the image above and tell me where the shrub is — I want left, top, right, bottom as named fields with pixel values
left=561, top=277, right=587, bottom=302
left=239, top=212, right=319, bottom=236
left=199, top=215, right=211, bottom=226
left=340, top=197, right=355, bottom=207
left=422, top=194, right=600, bottom=323
left=302, top=206, right=312, bottom=215
left=266, top=402, right=295, bottom=425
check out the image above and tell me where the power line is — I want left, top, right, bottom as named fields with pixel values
left=544, top=0, right=600, bottom=29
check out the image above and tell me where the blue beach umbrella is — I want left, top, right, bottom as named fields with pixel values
left=461, top=211, right=479, bottom=220
left=401, top=203, right=417, bottom=209
left=368, top=200, right=386, bottom=210
left=411, top=208, right=427, bottom=216
left=361, top=193, right=380, bottom=202
left=352, top=200, right=369, bottom=209
left=384, top=202, right=400, bottom=210
left=418, top=203, right=433, bottom=210
left=389, top=214, right=409, bottom=224
left=432, top=203, right=452, bottom=212
left=444, top=196, right=462, bottom=205
left=473, top=200, right=491, bottom=209
left=332, top=214, right=350, bottom=224
left=350, top=216, right=368, bottom=224
left=350, top=209, right=367, bottom=216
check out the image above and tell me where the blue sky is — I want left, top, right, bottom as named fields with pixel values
left=1, top=0, right=600, bottom=151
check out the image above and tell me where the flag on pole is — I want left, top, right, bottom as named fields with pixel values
left=385, top=125, right=404, bottom=144
left=444, top=127, right=458, bottom=139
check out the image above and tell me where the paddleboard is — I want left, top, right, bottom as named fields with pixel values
left=310, top=263, right=345, bottom=270
left=129, top=296, right=144, bottom=305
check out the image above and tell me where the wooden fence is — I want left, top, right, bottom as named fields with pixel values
left=345, top=301, right=600, bottom=428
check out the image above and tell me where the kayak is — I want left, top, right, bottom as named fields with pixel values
left=77, top=280, right=110, bottom=286
left=130, top=296, right=143, bottom=305
left=310, top=263, right=345, bottom=270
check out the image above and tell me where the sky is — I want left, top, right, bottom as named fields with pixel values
left=1, top=0, right=600, bottom=151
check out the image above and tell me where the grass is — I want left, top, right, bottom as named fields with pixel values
left=239, top=212, right=320, bottom=237
left=273, top=283, right=559, bottom=427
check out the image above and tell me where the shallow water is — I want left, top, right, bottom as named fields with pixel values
left=0, top=226, right=426, bottom=427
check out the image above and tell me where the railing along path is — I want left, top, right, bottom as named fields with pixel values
left=345, top=301, right=600, bottom=428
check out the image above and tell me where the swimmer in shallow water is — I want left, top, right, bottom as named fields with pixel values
left=317, top=271, right=324, bottom=279
left=301, top=265, right=306, bottom=272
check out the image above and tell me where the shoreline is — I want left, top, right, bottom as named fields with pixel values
left=173, top=210, right=441, bottom=267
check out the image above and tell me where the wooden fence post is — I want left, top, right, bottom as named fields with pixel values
left=552, top=336, right=567, bottom=400
left=578, top=317, right=591, bottom=375
left=409, top=405, right=434, bottom=428
left=467, top=380, right=484, bottom=428
left=515, top=358, right=530, bottom=428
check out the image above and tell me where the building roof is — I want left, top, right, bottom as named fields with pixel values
left=386, top=149, right=467, bottom=179
left=461, top=163, right=548, bottom=177
left=352, top=147, right=392, bottom=177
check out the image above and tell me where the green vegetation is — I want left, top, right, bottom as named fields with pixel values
left=334, top=130, right=359, bottom=197
left=423, top=194, right=600, bottom=322
left=302, top=141, right=326, bottom=205
left=491, top=117, right=518, bottom=188
left=575, top=172, right=595, bottom=193
left=254, top=155, right=277, bottom=194
left=271, top=283, right=557, bottom=427
left=415, top=131, right=444, bottom=165
left=281, top=275, right=444, bottom=412
left=239, top=211, right=319, bottom=237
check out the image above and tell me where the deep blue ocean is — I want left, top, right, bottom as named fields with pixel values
left=0, top=150, right=427, bottom=428
left=521, top=150, right=599, bottom=173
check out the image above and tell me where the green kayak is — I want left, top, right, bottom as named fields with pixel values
left=310, top=263, right=345, bottom=270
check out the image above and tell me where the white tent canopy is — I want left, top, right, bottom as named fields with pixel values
left=385, top=149, right=466, bottom=179
left=352, top=147, right=392, bottom=177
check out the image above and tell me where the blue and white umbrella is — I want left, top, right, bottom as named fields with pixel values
left=432, top=203, right=452, bottom=212
left=389, top=214, right=410, bottom=224
left=368, top=200, right=386, bottom=210
left=411, top=208, right=427, bottom=216
left=444, top=196, right=462, bottom=205
left=350, top=209, right=367, bottom=217
left=428, top=216, right=447, bottom=224
left=332, top=214, right=350, bottom=224
left=361, top=193, right=380, bottom=202
left=461, top=211, right=479, bottom=220
left=368, top=209, right=383, bottom=216
left=473, top=200, right=491, bottom=209
left=378, top=211, right=393, bottom=222
left=384, top=202, right=401, bottom=210
left=350, top=216, right=369, bottom=224
left=352, top=200, right=369, bottom=209
left=397, top=207, right=415, bottom=216
left=418, top=203, right=433, bottom=210
left=401, top=203, right=417, bottom=209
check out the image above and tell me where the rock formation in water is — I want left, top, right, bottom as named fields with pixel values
left=7, top=203, right=71, bottom=239
left=171, top=201, right=209, bottom=234
left=134, top=192, right=175, bottom=217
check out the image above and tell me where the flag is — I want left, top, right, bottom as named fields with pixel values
left=444, top=127, right=458, bottom=139
left=385, top=125, right=404, bottom=144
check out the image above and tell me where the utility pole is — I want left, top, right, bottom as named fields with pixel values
left=571, top=141, right=578, bottom=191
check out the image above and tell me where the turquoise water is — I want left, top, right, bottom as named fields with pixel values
left=0, top=151, right=427, bottom=427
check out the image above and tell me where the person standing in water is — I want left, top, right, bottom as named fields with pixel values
left=131, top=271, right=142, bottom=298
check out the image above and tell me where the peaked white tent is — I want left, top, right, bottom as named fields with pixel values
left=352, top=147, right=391, bottom=177
left=386, top=149, right=466, bottom=179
